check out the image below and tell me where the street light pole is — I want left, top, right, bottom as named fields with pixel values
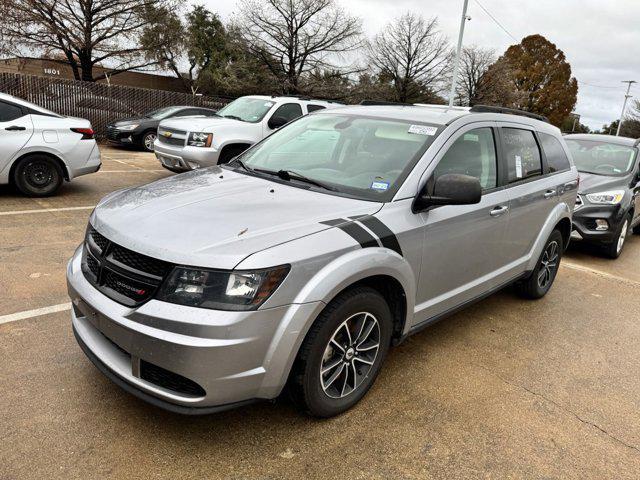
left=616, top=80, right=636, bottom=136
left=448, top=0, right=470, bottom=108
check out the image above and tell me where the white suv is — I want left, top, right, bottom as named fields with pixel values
left=0, top=93, right=101, bottom=196
left=153, top=95, right=341, bottom=172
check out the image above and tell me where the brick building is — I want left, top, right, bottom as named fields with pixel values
left=0, top=57, right=188, bottom=93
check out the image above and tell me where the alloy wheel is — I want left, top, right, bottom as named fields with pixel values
left=144, top=133, right=156, bottom=150
left=320, top=312, right=380, bottom=399
left=537, top=240, right=559, bottom=289
left=617, top=220, right=629, bottom=254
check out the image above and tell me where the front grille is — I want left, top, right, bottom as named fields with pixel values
left=82, top=226, right=173, bottom=307
left=140, top=360, right=206, bottom=397
left=157, top=127, right=186, bottom=146
left=105, top=126, right=120, bottom=141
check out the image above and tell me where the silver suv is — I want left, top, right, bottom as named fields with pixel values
left=67, top=104, right=578, bottom=417
left=153, top=95, right=341, bottom=172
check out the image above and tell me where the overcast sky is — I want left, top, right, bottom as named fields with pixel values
left=201, top=0, right=640, bottom=130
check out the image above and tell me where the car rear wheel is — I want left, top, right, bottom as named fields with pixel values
left=603, top=215, right=631, bottom=259
left=142, top=131, right=157, bottom=152
left=289, top=286, right=392, bottom=417
left=13, top=155, right=64, bottom=197
left=515, top=229, right=563, bottom=299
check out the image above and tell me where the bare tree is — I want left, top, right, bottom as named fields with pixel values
left=0, top=0, right=179, bottom=82
left=238, top=0, right=363, bottom=94
left=456, top=46, right=495, bottom=106
left=367, top=12, right=450, bottom=103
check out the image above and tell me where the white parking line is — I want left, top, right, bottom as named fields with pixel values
left=0, top=206, right=94, bottom=216
left=561, top=261, right=640, bottom=287
left=0, top=303, right=71, bottom=325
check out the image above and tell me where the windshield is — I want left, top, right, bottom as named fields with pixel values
left=145, top=106, right=184, bottom=119
left=232, top=113, right=440, bottom=201
left=216, top=97, right=275, bottom=123
left=566, top=139, right=637, bottom=176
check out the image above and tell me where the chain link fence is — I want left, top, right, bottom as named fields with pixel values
left=0, top=72, right=233, bottom=138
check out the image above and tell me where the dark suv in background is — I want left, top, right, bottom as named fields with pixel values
left=565, top=134, right=640, bottom=258
left=106, top=106, right=218, bottom=152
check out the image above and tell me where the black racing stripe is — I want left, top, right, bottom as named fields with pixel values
left=321, top=218, right=380, bottom=249
left=350, top=216, right=403, bottom=256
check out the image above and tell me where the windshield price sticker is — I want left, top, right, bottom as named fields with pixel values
left=408, top=125, right=438, bottom=136
left=371, top=181, right=390, bottom=191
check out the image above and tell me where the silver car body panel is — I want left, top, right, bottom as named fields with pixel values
left=68, top=105, right=578, bottom=411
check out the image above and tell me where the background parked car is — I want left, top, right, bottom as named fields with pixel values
left=0, top=92, right=101, bottom=197
left=153, top=95, right=342, bottom=172
left=106, top=106, right=219, bottom=152
left=565, top=134, right=640, bottom=258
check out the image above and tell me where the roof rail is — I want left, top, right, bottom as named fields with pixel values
left=274, top=94, right=342, bottom=104
left=359, top=100, right=414, bottom=106
left=469, top=105, right=549, bottom=123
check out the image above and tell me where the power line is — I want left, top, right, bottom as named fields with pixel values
left=474, top=0, right=518, bottom=42
left=580, top=81, right=624, bottom=90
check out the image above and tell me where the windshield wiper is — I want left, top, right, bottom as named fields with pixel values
left=251, top=168, right=338, bottom=192
left=222, top=114, right=245, bottom=121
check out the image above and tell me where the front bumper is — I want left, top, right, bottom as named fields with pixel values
left=66, top=246, right=321, bottom=413
left=154, top=141, right=220, bottom=172
left=571, top=203, right=624, bottom=244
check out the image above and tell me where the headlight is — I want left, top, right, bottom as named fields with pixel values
left=187, top=132, right=213, bottom=147
left=117, top=123, right=139, bottom=131
left=156, top=265, right=290, bottom=310
left=585, top=190, right=625, bottom=205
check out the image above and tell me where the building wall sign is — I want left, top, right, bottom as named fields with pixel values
left=43, top=68, right=61, bottom=76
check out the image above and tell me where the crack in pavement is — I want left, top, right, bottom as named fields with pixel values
left=474, top=363, right=640, bottom=455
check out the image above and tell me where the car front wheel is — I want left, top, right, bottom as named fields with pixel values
left=142, top=131, right=157, bottom=152
left=289, top=286, right=392, bottom=417
left=604, top=214, right=631, bottom=259
left=13, top=155, right=64, bottom=197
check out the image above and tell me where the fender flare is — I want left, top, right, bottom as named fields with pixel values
left=257, top=247, right=416, bottom=398
left=526, top=202, right=572, bottom=272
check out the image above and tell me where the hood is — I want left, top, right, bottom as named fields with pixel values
left=159, top=116, right=242, bottom=132
left=92, top=168, right=380, bottom=269
left=578, top=171, right=629, bottom=194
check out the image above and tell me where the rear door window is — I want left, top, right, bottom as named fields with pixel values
left=539, top=133, right=571, bottom=173
left=502, top=128, right=542, bottom=183
left=0, top=101, right=25, bottom=122
left=307, top=104, right=326, bottom=113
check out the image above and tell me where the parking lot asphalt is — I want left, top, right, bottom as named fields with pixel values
left=1, top=146, right=639, bottom=479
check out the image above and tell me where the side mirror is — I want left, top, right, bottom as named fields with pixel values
left=413, top=173, right=482, bottom=213
left=268, top=116, right=288, bottom=130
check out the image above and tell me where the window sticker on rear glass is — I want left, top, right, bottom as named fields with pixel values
left=371, top=181, right=390, bottom=191
left=515, top=155, right=523, bottom=178
left=408, top=125, right=438, bottom=136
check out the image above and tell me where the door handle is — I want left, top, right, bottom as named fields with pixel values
left=544, top=189, right=557, bottom=199
left=5, top=125, right=26, bottom=131
left=563, top=180, right=578, bottom=190
left=490, top=205, right=509, bottom=217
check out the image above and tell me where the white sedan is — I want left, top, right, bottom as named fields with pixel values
left=0, top=93, right=101, bottom=196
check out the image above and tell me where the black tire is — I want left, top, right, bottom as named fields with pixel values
left=515, top=229, right=563, bottom=299
left=289, top=286, right=393, bottom=417
left=603, top=214, right=632, bottom=259
left=141, top=130, right=157, bottom=152
left=13, top=154, right=64, bottom=197
left=218, top=145, right=248, bottom=164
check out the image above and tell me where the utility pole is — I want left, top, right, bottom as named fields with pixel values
left=448, top=0, right=471, bottom=108
left=616, top=80, right=636, bottom=136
